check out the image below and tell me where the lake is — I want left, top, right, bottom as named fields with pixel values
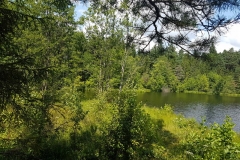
left=137, top=92, right=240, bottom=132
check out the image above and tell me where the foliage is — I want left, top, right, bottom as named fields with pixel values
left=181, top=117, right=240, bottom=160
left=149, top=57, right=179, bottom=92
left=101, top=92, right=157, bottom=159
left=197, top=74, right=209, bottom=92
left=208, top=72, right=225, bottom=95
left=2, top=0, right=240, bottom=159
left=87, top=0, right=240, bottom=53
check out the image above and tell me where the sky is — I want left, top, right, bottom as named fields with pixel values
left=75, top=4, right=240, bottom=53
left=75, top=3, right=88, bottom=19
left=216, top=24, right=240, bottom=52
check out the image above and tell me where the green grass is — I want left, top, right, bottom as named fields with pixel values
left=2, top=95, right=239, bottom=159
left=183, top=90, right=240, bottom=97
left=142, top=104, right=200, bottom=137
left=79, top=100, right=205, bottom=159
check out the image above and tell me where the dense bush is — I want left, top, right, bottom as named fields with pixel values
left=101, top=92, right=157, bottom=159
left=181, top=117, right=240, bottom=160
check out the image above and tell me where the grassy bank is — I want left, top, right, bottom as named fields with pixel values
left=183, top=90, right=240, bottom=97
left=80, top=95, right=240, bottom=159
left=1, top=92, right=240, bottom=159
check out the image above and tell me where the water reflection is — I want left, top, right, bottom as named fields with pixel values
left=137, top=92, right=240, bottom=132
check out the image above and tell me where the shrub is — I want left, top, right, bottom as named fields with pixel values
left=181, top=117, right=240, bottom=160
left=100, top=91, right=157, bottom=159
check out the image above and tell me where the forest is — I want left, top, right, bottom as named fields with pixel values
left=1, top=0, right=240, bottom=159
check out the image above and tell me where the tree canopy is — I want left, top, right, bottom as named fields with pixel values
left=84, top=0, right=240, bottom=53
left=0, top=0, right=76, bottom=107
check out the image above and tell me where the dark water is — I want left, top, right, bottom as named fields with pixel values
left=137, top=92, right=240, bottom=132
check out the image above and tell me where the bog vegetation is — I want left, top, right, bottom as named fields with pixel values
left=1, top=0, right=240, bottom=159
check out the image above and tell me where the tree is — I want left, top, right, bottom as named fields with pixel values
left=80, top=3, right=141, bottom=92
left=165, top=44, right=178, bottom=61
left=149, top=57, right=179, bottom=92
left=222, top=48, right=240, bottom=72
left=0, top=0, right=77, bottom=108
left=0, top=0, right=36, bottom=107
left=102, top=92, right=156, bottom=159
left=209, top=42, right=218, bottom=55
left=0, top=0, right=80, bottom=158
left=208, top=72, right=224, bottom=94
left=86, top=0, right=240, bottom=54
left=197, top=74, right=209, bottom=92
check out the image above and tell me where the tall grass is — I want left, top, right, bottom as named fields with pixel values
left=1, top=94, right=239, bottom=159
